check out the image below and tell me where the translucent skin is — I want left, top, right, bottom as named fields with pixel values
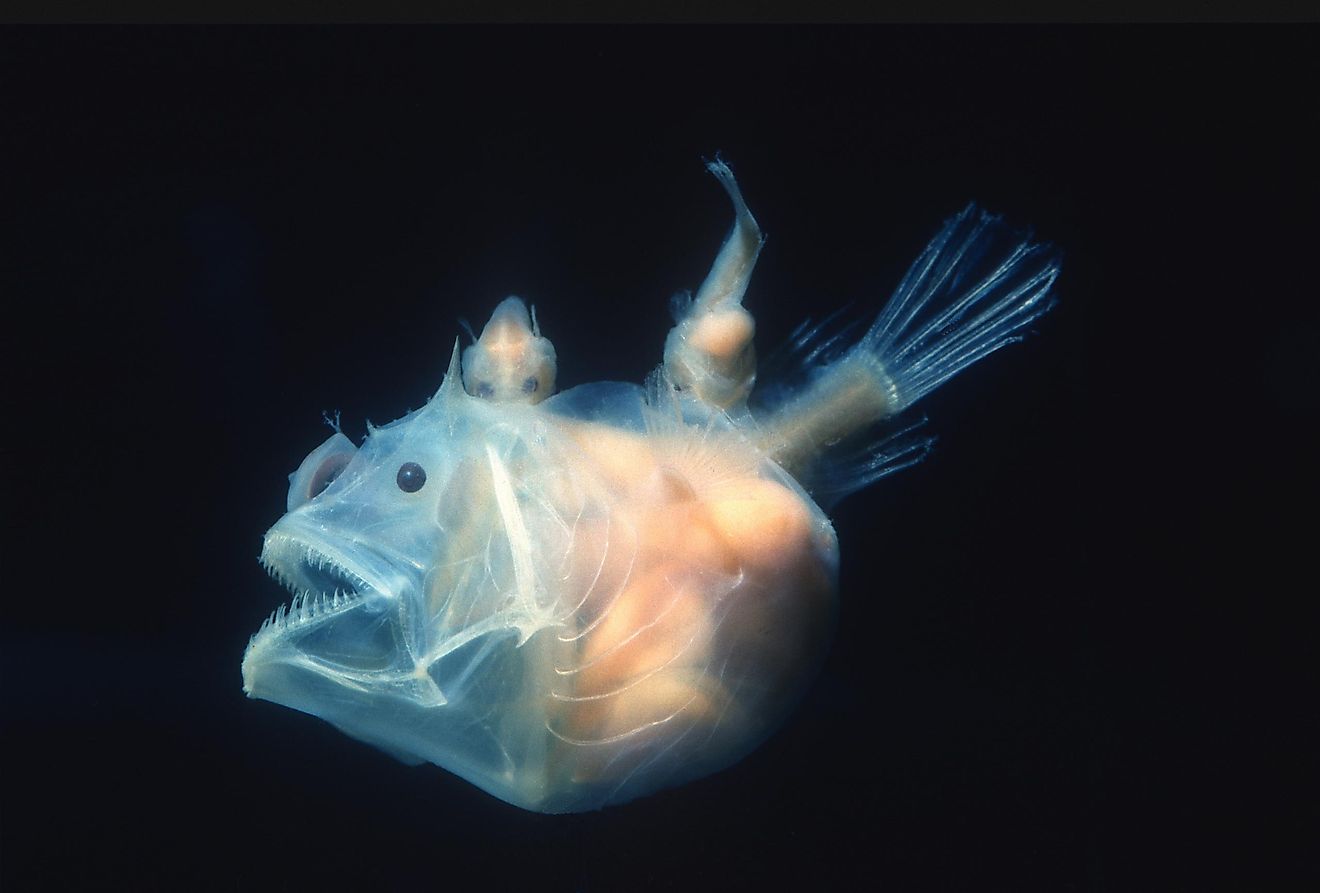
left=542, top=411, right=837, bottom=797
left=241, top=161, right=1059, bottom=812
left=242, top=379, right=837, bottom=812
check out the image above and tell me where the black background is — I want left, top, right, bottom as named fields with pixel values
left=2, top=26, right=1314, bottom=890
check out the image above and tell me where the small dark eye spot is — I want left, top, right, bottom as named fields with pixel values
left=396, top=462, right=426, bottom=493
left=475, top=382, right=494, bottom=399
left=522, top=377, right=538, bottom=394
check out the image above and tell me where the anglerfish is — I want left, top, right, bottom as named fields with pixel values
left=241, top=160, right=1060, bottom=813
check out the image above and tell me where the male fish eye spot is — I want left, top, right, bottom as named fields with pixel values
left=396, top=462, right=427, bottom=493
left=522, top=377, right=538, bottom=394
left=475, top=382, right=494, bottom=399
left=309, top=454, right=351, bottom=499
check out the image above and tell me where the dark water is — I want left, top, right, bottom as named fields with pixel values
left=2, top=27, right=1312, bottom=890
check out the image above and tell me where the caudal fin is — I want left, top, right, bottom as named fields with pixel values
left=862, top=203, right=1060, bottom=414
left=758, top=203, right=1059, bottom=500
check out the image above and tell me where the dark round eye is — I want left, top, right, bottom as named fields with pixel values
left=522, top=377, right=538, bottom=394
left=396, top=462, right=426, bottom=493
left=474, top=381, right=494, bottom=399
left=309, top=454, right=351, bottom=499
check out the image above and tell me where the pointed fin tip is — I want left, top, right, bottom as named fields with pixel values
left=435, top=336, right=464, bottom=400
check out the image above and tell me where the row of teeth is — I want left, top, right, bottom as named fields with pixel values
left=255, top=587, right=361, bottom=635
left=305, top=545, right=370, bottom=592
left=288, top=543, right=372, bottom=593
left=256, top=543, right=370, bottom=635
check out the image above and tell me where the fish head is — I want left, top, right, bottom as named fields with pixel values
left=243, top=402, right=455, bottom=701
left=461, top=296, right=556, bottom=404
left=240, top=354, right=559, bottom=802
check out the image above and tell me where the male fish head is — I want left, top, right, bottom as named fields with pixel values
left=461, top=296, right=557, bottom=404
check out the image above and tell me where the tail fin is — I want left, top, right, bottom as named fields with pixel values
left=863, top=203, right=1060, bottom=414
left=807, top=415, right=936, bottom=508
left=757, top=204, right=1059, bottom=498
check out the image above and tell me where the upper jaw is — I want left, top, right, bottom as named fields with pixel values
left=260, top=513, right=405, bottom=603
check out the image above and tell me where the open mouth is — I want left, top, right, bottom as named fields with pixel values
left=249, top=532, right=377, bottom=647
left=242, top=526, right=437, bottom=704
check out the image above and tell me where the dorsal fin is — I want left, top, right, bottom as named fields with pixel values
left=433, top=337, right=465, bottom=402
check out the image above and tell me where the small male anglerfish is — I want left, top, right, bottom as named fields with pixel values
left=241, top=161, right=1059, bottom=813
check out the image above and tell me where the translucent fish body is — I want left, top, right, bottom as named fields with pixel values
left=242, top=161, right=1059, bottom=812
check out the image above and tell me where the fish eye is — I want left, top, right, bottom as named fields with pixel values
left=396, top=462, right=427, bottom=493
left=475, top=382, right=494, bottom=399
left=521, top=376, right=538, bottom=394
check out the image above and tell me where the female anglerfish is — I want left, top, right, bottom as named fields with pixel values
left=242, top=161, right=1059, bottom=813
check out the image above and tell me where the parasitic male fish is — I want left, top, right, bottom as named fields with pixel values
left=241, top=160, right=1059, bottom=813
